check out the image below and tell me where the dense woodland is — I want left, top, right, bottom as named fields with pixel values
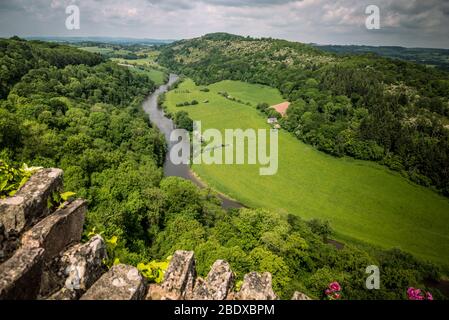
left=158, top=33, right=449, bottom=196
left=0, top=37, right=447, bottom=299
left=315, top=45, right=449, bottom=71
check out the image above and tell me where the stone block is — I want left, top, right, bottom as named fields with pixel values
left=235, top=272, right=278, bottom=300
left=0, top=169, right=63, bottom=234
left=21, top=199, right=86, bottom=261
left=192, top=260, right=234, bottom=300
left=291, top=291, right=312, bottom=300
left=0, top=247, right=45, bottom=300
left=42, top=235, right=107, bottom=299
left=160, top=250, right=196, bottom=300
left=80, top=264, right=145, bottom=300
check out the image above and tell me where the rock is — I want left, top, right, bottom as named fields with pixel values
left=192, top=260, right=234, bottom=300
left=0, top=247, right=45, bottom=300
left=42, top=235, right=107, bottom=299
left=61, top=235, right=107, bottom=294
left=47, top=287, right=77, bottom=300
left=21, top=199, right=86, bottom=261
left=0, top=169, right=63, bottom=234
left=0, top=223, right=4, bottom=242
left=235, top=272, right=278, bottom=300
left=291, top=291, right=312, bottom=300
left=0, top=223, right=5, bottom=262
left=80, top=264, right=145, bottom=300
left=0, top=227, right=20, bottom=263
left=160, top=250, right=196, bottom=300
left=205, top=260, right=234, bottom=299
left=146, top=283, right=169, bottom=300
left=192, top=278, right=209, bottom=300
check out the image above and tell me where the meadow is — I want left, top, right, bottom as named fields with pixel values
left=164, top=79, right=449, bottom=266
left=111, top=55, right=167, bottom=85
left=132, top=67, right=166, bottom=86
left=80, top=46, right=167, bottom=85
left=79, top=46, right=115, bottom=55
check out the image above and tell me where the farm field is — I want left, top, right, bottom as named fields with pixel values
left=164, top=79, right=449, bottom=266
left=79, top=46, right=115, bottom=54
left=111, top=56, right=167, bottom=85
left=132, top=67, right=166, bottom=86
left=79, top=46, right=167, bottom=85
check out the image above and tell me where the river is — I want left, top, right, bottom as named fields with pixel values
left=141, top=74, right=243, bottom=209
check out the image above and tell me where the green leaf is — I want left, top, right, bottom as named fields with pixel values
left=106, top=235, right=118, bottom=248
left=0, top=179, right=8, bottom=191
left=60, top=191, right=76, bottom=201
left=52, top=191, right=61, bottom=204
left=155, top=269, right=165, bottom=284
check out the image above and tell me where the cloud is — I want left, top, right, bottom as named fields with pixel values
left=0, top=0, right=448, bottom=48
left=200, top=0, right=302, bottom=7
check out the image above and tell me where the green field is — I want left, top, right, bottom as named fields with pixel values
left=133, top=67, right=166, bottom=86
left=164, top=79, right=449, bottom=266
left=78, top=46, right=167, bottom=85
left=112, top=61, right=166, bottom=85
left=111, top=56, right=167, bottom=85
left=79, top=46, right=115, bottom=54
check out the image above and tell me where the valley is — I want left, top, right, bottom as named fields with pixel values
left=163, top=78, right=449, bottom=265
left=2, top=34, right=449, bottom=300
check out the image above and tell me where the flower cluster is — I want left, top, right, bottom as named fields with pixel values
left=325, top=282, right=342, bottom=300
left=407, top=287, right=433, bottom=300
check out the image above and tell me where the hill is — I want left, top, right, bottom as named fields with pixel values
left=1, top=37, right=448, bottom=300
left=163, top=78, right=449, bottom=265
left=313, top=44, right=449, bottom=71
left=158, top=33, right=449, bottom=196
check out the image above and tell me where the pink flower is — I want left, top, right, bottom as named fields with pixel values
left=329, top=282, right=341, bottom=292
left=334, top=293, right=341, bottom=300
left=407, top=287, right=420, bottom=300
left=325, top=289, right=332, bottom=296
left=407, top=287, right=432, bottom=301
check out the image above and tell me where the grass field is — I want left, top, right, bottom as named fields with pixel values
left=164, top=79, right=449, bottom=266
left=79, top=46, right=115, bottom=54
left=133, top=67, right=166, bottom=86
left=111, top=55, right=167, bottom=85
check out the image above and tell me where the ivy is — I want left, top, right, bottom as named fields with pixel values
left=137, top=257, right=171, bottom=284
left=0, top=160, right=42, bottom=198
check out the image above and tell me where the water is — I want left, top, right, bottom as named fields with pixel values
left=141, top=74, right=243, bottom=209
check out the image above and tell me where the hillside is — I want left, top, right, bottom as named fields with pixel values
left=314, top=45, right=449, bottom=71
left=162, top=78, right=449, bottom=265
left=2, top=37, right=448, bottom=300
left=158, top=33, right=449, bottom=197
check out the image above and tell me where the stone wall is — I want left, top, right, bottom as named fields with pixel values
left=0, top=168, right=310, bottom=300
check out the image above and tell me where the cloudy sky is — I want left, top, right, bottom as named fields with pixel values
left=0, top=0, right=448, bottom=48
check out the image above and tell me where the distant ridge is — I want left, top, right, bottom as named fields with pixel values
left=313, top=44, right=449, bottom=70
left=24, top=36, right=176, bottom=45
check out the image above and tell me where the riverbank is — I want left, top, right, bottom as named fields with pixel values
left=162, top=77, right=449, bottom=266
left=141, top=74, right=243, bottom=209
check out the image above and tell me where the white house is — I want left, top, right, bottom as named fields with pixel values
left=267, top=117, right=278, bottom=124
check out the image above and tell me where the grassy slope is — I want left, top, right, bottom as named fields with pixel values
left=78, top=47, right=167, bottom=85
left=134, top=68, right=166, bottom=86
left=79, top=46, right=112, bottom=54
left=164, top=79, right=449, bottom=266
left=111, top=57, right=166, bottom=86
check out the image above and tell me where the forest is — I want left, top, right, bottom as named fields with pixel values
left=315, top=45, right=449, bottom=71
left=0, top=37, right=447, bottom=300
left=157, top=33, right=449, bottom=196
